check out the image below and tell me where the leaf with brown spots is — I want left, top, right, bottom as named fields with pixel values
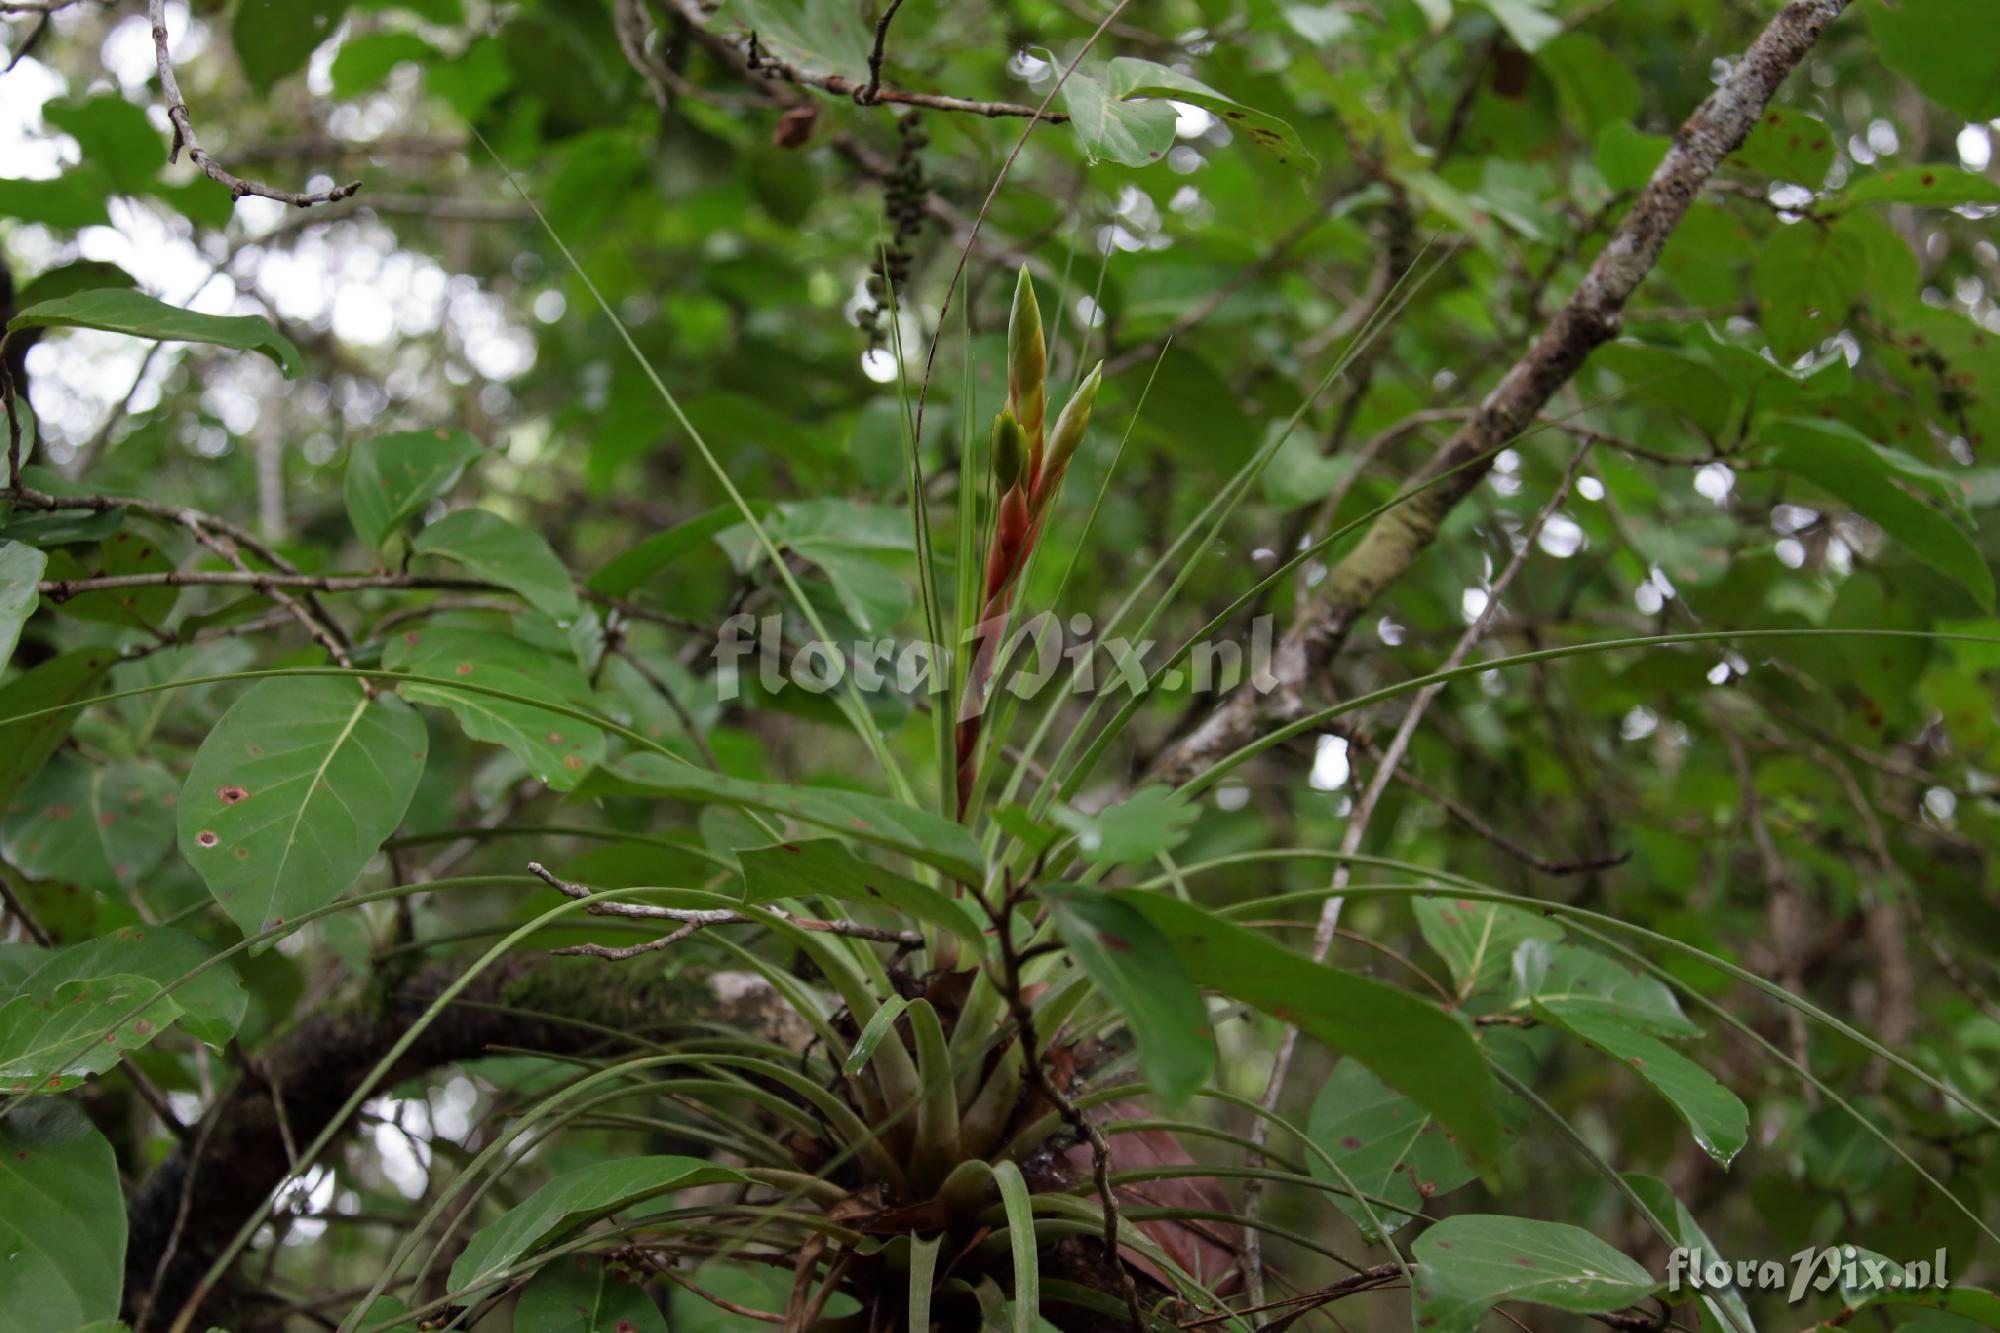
left=1409, top=1214, right=1656, bottom=1333
left=1, top=753, right=177, bottom=895
left=0, top=973, right=183, bottom=1093
left=177, top=677, right=426, bottom=939
left=384, top=628, right=604, bottom=791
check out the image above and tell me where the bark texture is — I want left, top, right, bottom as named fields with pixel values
left=1154, top=0, right=1853, bottom=782
left=122, top=956, right=800, bottom=1328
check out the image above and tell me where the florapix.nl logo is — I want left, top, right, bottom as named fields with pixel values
left=1666, top=1245, right=1950, bottom=1303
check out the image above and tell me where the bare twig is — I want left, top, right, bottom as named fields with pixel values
left=527, top=862, right=923, bottom=952
left=1154, top=0, right=1855, bottom=782
left=149, top=0, right=359, bottom=208
left=660, top=0, right=1060, bottom=120
left=857, top=0, right=906, bottom=105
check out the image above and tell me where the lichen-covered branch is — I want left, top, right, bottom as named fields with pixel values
left=1153, top=0, right=1853, bottom=782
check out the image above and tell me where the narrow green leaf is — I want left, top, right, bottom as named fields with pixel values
left=344, top=429, right=484, bottom=550
left=0, top=1100, right=126, bottom=1329
left=1046, top=887, right=1214, bottom=1109
left=412, top=508, right=581, bottom=621
left=177, top=678, right=428, bottom=937
left=610, top=755, right=985, bottom=883
left=1112, top=891, right=1504, bottom=1160
left=8, top=289, right=302, bottom=377
left=737, top=839, right=986, bottom=947
left=842, top=994, right=910, bottom=1077
left=1410, top=1214, right=1657, bottom=1333
left=992, top=1159, right=1039, bottom=1333
left=0, top=541, right=44, bottom=672
left=448, top=1156, right=748, bottom=1293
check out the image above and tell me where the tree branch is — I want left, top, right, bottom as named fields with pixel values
left=150, top=0, right=360, bottom=208
left=1153, top=0, right=1853, bottom=783
left=122, top=955, right=806, bottom=1327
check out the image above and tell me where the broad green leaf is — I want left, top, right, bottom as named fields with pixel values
left=17, top=925, right=243, bottom=1048
left=712, top=0, right=871, bottom=79
left=1625, top=1174, right=1755, bottom=1333
left=0, top=1100, right=125, bottom=1329
left=1060, top=67, right=1177, bottom=169
left=1409, top=1214, right=1657, bottom=1332
left=1106, top=58, right=1316, bottom=176
left=233, top=0, right=349, bottom=91
left=0, top=650, right=114, bottom=812
left=330, top=31, right=439, bottom=99
left=384, top=628, right=603, bottom=790
left=412, top=508, right=580, bottom=621
left=1732, top=107, right=1834, bottom=186
left=1053, top=785, right=1196, bottom=866
left=0, top=753, right=178, bottom=894
left=1045, top=887, right=1214, bottom=1109
left=1536, top=1008, right=1748, bottom=1166
left=345, top=1297, right=416, bottom=1333
left=1870, top=0, right=2000, bottom=120
left=344, top=429, right=484, bottom=550
left=1764, top=417, right=1994, bottom=611
left=9, top=289, right=302, bottom=377
left=0, top=973, right=182, bottom=1093
left=587, top=504, right=743, bottom=597
left=516, top=1255, right=668, bottom=1333
left=1475, top=0, right=1561, bottom=52
left=1512, top=941, right=1701, bottom=1037
left=1844, top=166, right=2000, bottom=208
left=738, top=839, right=986, bottom=947
left=1753, top=219, right=1865, bottom=361
left=449, top=1156, right=748, bottom=1292
left=42, top=96, right=162, bottom=195
left=0, top=175, right=112, bottom=229
left=177, top=678, right=428, bottom=937
left=1305, top=1059, right=1476, bottom=1240
left=1112, top=891, right=1504, bottom=1159
left=15, top=260, right=137, bottom=309
left=41, top=522, right=180, bottom=632
left=1413, top=895, right=1564, bottom=1000
left=608, top=753, right=985, bottom=883
left=0, top=542, right=43, bottom=671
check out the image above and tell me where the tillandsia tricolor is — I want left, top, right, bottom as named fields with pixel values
left=957, top=265, right=1103, bottom=819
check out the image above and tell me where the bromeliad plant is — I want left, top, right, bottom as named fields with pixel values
left=3, top=0, right=2000, bottom=1329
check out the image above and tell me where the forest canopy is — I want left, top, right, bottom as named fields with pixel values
left=0, top=0, right=1997, bottom=1330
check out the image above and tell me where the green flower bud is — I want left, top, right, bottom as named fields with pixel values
left=1043, top=361, right=1102, bottom=480
left=1007, top=264, right=1046, bottom=439
left=991, top=407, right=1025, bottom=493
